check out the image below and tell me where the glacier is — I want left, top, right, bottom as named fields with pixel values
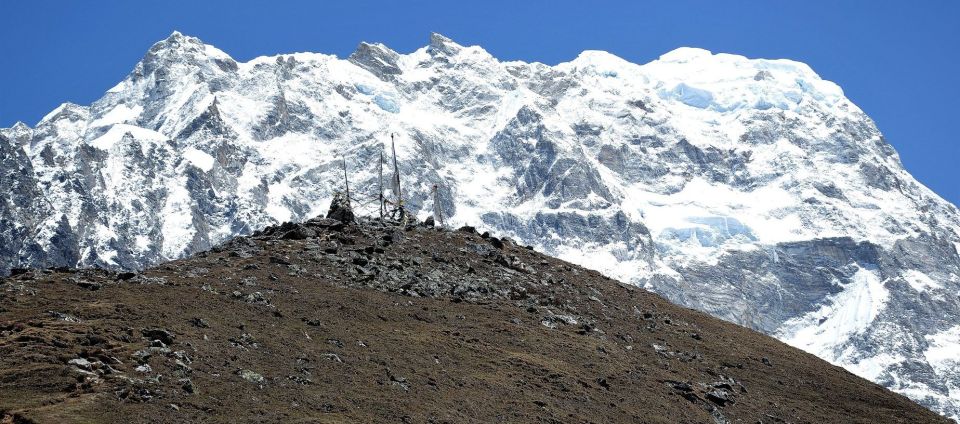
left=2, top=31, right=960, bottom=419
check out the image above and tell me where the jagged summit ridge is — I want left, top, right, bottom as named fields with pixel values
left=2, top=32, right=960, bottom=420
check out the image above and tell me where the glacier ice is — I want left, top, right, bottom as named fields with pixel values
left=373, top=94, right=400, bottom=113
left=663, top=82, right=714, bottom=109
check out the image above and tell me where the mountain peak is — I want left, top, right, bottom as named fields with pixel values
left=165, top=30, right=186, bottom=42
left=640, top=47, right=845, bottom=111
left=428, top=32, right=462, bottom=56
left=348, top=41, right=402, bottom=80
left=150, top=30, right=203, bottom=53
left=38, top=102, right=88, bottom=124
left=652, top=46, right=829, bottom=83
left=2, top=121, right=33, bottom=146
left=135, top=31, right=235, bottom=78
left=567, top=50, right=631, bottom=69
left=658, top=47, right=714, bottom=63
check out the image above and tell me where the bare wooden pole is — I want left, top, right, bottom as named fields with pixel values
left=378, top=149, right=385, bottom=219
left=391, top=133, right=402, bottom=207
left=432, top=184, right=443, bottom=227
left=342, top=157, right=350, bottom=208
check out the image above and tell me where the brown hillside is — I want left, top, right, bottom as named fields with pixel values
left=0, top=217, right=949, bottom=423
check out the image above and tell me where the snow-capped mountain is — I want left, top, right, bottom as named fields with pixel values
left=2, top=31, right=960, bottom=418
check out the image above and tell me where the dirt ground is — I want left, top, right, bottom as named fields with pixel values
left=0, top=217, right=949, bottom=423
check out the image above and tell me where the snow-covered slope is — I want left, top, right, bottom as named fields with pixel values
left=3, top=32, right=960, bottom=419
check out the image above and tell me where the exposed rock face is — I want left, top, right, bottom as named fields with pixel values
left=2, top=33, right=960, bottom=419
left=0, top=218, right=949, bottom=423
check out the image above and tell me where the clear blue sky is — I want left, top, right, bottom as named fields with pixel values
left=1, top=1, right=957, bottom=204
